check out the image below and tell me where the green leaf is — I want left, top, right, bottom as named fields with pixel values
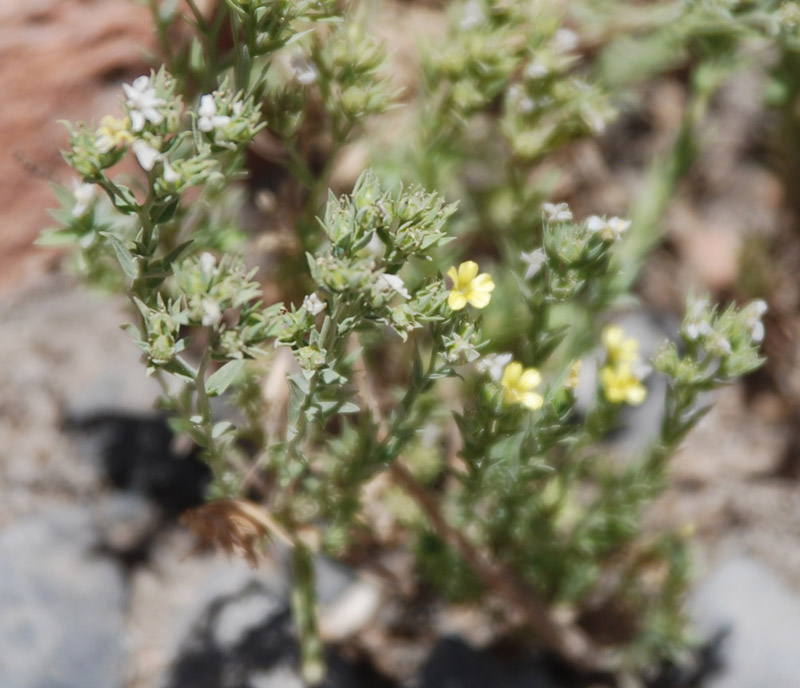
left=36, top=228, right=85, bottom=247
left=151, top=197, right=180, bottom=224
left=321, top=368, right=346, bottom=384
left=206, top=359, right=245, bottom=396
left=101, top=232, right=139, bottom=279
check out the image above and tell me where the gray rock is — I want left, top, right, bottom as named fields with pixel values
left=93, top=491, right=160, bottom=557
left=163, top=572, right=392, bottom=688
left=690, top=556, right=800, bottom=688
left=0, top=507, right=127, bottom=688
left=417, top=637, right=555, bottom=688
left=314, top=555, right=357, bottom=606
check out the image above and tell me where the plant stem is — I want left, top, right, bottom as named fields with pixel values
left=389, top=461, right=614, bottom=673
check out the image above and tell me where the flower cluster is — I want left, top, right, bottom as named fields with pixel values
left=599, top=326, right=648, bottom=405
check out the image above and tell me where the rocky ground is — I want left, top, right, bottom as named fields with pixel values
left=1, top=271, right=799, bottom=688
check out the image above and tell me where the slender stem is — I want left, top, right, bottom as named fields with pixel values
left=389, top=461, right=614, bottom=673
left=185, top=0, right=209, bottom=33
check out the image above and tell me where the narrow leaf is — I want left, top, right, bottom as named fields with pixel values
left=101, top=232, right=139, bottom=279
left=206, top=359, right=245, bottom=396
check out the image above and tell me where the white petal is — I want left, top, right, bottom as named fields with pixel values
left=143, top=106, right=164, bottom=125
left=129, top=110, right=145, bottom=132
left=586, top=216, right=606, bottom=232
left=378, top=273, right=410, bottom=299
left=198, top=94, right=217, bottom=118
left=524, top=61, right=549, bottom=79
left=132, top=75, right=151, bottom=92
left=521, top=248, right=546, bottom=280
left=199, top=252, right=217, bottom=277
left=303, top=293, right=327, bottom=315
left=132, top=140, right=160, bottom=171
left=201, top=299, right=222, bottom=327
left=163, top=162, right=180, bottom=184
left=552, top=28, right=578, bottom=53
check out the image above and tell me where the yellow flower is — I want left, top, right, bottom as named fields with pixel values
left=602, top=325, right=639, bottom=365
left=447, top=261, right=495, bottom=310
left=599, top=364, right=646, bottom=406
left=95, top=115, right=134, bottom=153
left=501, top=361, right=543, bottom=410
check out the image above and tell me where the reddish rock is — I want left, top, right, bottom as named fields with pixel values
left=0, top=0, right=154, bottom=293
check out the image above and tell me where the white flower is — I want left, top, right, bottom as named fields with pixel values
left=290, top=53, right=318, bottom=85
left=123, top=76, right=165, bottom=132
left=445, top=333, right=481, bottom=365
left=459, top=0, right=485, bottom=30
left=705, top=330, right=732, bottom=357
left=199, top=252, right=217, bottom=279
left=684, top=298, right=712, bottom=341
left=365, top=233, right=385, bottom=258
left=524, top=60, right=550, bottom=80
left=508, top=85, right=536, bottom=114
left=201, top=298, right=222, bottom=327
left=132, top=140, right=160, bottom=171
left=377, top=273, right=410, bottom=300
left=476, top=352, right=512, bottom=382
left=742, top=299, right=768, bottom=343
left=586, top=215, right=631, bottom=242
left=71, top=180, right=95, bottom=218
left=163, top=162, right=180, bottom=184
left=303, top=293, right=327, bottom=315
left=197, top=94, right=231, bottom=133
left=520, top=248, right=547, bottom=280
left=551, top=28, right=578, bottom=53
left=542, top=202, right=573, bottom=223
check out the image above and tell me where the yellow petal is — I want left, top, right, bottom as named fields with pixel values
left=446, top=266, right=459, bottom=285
left=603, top=326, right=623, bottom=348
left=519, top=368, right=541, bottom=390
left=599, top=366, right=616, bottom=386
left=448, top=290, right=467, bottom=310
left=458, top=261, right=479, bottom=285
left=626, top=384, right=647, bottom=406
left=466, top=289, right=492, bottom=309
left=502, top=361, right=522, bottom=387
left=521, top=392, right=544, bottom=410
left=471, top=273, right=495, bottom=292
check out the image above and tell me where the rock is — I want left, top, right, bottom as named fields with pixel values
left=159, top=553, right=394, bottom=688
left=417, top=637, right=554, bottom=688
left=93, top=492, right=160, bottom=560
left=315, top=555, right=358, bottom=606
left=690, top=556, right=800, bottom=688
left=319, top=578, right=382, bottom=642
left=0, top=506, right=127, bottom=688
left=669, top=386, right=787, bottom=484
left=0, top=0, right=153, bottom=292
left=0, top=276, right=166, bottom=527
left=66, top=413, right=211, bottom=516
